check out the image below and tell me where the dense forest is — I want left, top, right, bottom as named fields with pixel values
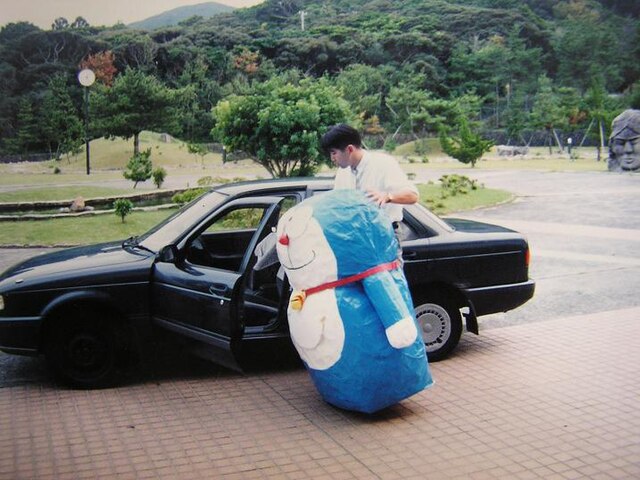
left=1, top=0, right=639, bottom=168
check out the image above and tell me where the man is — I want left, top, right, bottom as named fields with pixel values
left=321, top=124, right=418, bottom=230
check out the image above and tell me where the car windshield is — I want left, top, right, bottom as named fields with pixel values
left=138, top=191, right=227, bottom=251
left=413, top=203, right=455, bottom=232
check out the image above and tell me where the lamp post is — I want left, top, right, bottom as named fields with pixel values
left=77, top=68, right=95, bottom=175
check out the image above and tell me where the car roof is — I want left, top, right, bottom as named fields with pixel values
left=211, top=176, right=454, bottom=236
left=212, top=177, right=334, bottom=197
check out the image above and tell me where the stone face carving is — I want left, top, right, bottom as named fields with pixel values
left=608, top=109, right=640, bottom=172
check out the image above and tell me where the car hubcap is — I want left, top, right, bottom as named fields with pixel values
left=68, top=333, right=107, bottom=372
left=415, top=303, right=451, bottom=352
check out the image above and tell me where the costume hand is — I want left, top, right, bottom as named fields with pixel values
left=385, top=317, right=418, bottom=349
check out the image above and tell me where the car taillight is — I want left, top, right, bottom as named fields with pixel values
left=525, top=247, right=531, bottom=267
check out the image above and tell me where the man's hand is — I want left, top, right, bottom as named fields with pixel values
left=366, top=190, right=390, bottom=207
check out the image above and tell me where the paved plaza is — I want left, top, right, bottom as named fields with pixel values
left=1, top=169, right=639, bottom=478
left=1, top=306, right=638, bottom=479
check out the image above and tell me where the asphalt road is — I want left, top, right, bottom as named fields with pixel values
left=439, top=169, right=640, bottom=328
left=1, top=169, right=639, bottom=385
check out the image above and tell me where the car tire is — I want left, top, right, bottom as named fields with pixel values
left=45, top=315, right=120, bottom=388
left=414, top=297, right=462, bottom=362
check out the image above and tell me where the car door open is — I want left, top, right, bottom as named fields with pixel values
left=151, top=196, right=284, bottom=371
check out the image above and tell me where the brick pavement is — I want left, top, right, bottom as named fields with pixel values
left=1, top=307, right=639, bottom=479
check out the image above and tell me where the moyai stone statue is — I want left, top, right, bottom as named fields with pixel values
left=608, top=109, right=640, bottom=172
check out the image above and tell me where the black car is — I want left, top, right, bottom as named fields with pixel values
left=0, top=178, right=534, bottom=387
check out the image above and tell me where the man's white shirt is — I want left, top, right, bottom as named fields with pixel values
left=333, top=150, right=417, bottom=223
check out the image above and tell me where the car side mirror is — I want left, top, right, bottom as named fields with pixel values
left=158, top=244, right=178, bottom=263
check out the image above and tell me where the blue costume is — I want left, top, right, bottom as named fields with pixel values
left=275, top=189, right=433, bottom=413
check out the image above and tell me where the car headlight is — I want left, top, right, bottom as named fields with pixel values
left=0, top=295, right=4, bottom=311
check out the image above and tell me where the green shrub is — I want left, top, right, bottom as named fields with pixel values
left=197, top=176, right=215, bottom=186
left=152, top=167, right=167, bottom=189
left=123, top=148, right=153, bottom=188
left=383, top=138, right=397, bottom=152
left=196, top=176, right=248, bottom=187
left=414, top=138, right=430, bottom=155
left=439, top=174, right=481, bottom=198
left=172, top=188, right=207, bottom=205
left=439, top=117, right=493, bottom=167
left=113, top=198, right=134, bottom=223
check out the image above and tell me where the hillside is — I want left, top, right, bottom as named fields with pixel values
left=0, top=0, right=638, bottom=155
left=128, top=2, right=234, bottom=30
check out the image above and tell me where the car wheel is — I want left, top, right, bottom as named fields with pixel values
left=45, top=316, right=119, bottom=388
left=414, top=298, right=462, bottom=362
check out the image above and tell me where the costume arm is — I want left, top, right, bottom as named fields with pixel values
left=362, top=272, right=418, bottom=349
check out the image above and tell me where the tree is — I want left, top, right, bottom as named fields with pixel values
left=123, top=148, right=153, bottom=188
left=335, top=64, right=390, bottom=122
left=4, top=97, right=40, bottom=154
left=502, top=90, right=529, bottom=145
left=187, top=142, right=209, bottom=168
left=51, top=17, right=69, bottom=31
left=386, top=85, right=462, bottom=140
left=583, top=77, right=619, bottom=161
left=107, top=31, right=158, bottom=72
left=41, top=74, right=83, bottom=160
left=152, top=167, right=167, bottom=189
left=79, top=51, right=118, bottom=86
left=91, top=68, right=189, bottom=155
left=439, top=117, right=493, bottom=168
left=529, top=75, right=567, bottom=154
left=448, top=30, right=545, bottom=102
left=627, top=81, right=640, bottom=110
left=212, top=77, right=350, bottom=178
left=70, top=17, right=90, bottom=29
left=552, top=9, right=623, bottom=93
left=175, top=56, right=223, bottom=142
left=113, top=198, right=134, bottom=223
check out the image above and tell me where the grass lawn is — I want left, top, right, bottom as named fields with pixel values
left=0, top=184, right=509, bottom=246
left=418, top=183, right=513, bottom=215
left=0, top=186, right=136, bottom=203
left=0, top=131, right=612, bottom=246
left=0, top=131, right=268, bottom=190
left=396, top=140, right=609, bottom=173
left=0, top=209, right=177, bottom=246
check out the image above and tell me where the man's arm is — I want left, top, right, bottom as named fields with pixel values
left=367, top=188, right=418, bottom=207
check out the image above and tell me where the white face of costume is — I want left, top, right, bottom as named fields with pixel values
left=275, top=205, right=344, bottom=370
left=276, top=206, right=338, bottom=289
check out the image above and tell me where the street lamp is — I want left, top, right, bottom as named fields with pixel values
left=78, top=68, right=95, bottom=175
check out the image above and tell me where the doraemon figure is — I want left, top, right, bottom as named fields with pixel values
left=275, top=189, right=433, bottom=413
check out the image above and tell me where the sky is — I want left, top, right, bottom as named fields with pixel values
left=0, top=0, right=265, bottom=30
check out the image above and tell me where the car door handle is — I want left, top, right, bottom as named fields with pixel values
left=402, top=251, right=417, bottom=259
left=209, top=284, right=229, bottom=295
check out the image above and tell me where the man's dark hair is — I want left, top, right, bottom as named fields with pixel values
left=320, top=124, right=362, bottom=153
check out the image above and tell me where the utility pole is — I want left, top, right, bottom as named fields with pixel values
left=77, top=68, right=95, bottom=175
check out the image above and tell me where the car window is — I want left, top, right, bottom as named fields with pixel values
left=186, top=205, right=272, bottom=271
left=278, top=196, right=297, bottom=219
left=205, top=207, right=265, bottom=232
left=140, top=191, right=226, bottom=251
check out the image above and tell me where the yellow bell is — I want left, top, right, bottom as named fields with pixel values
left=289, top=290, right=306, bottom=310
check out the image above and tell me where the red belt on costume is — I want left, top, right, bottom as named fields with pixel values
left=290, top=259, right=401, bottom=310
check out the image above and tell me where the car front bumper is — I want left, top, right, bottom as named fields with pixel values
left=0, top=316, right=42, bottom=355
left=465, top=279, right=536, bottom=317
